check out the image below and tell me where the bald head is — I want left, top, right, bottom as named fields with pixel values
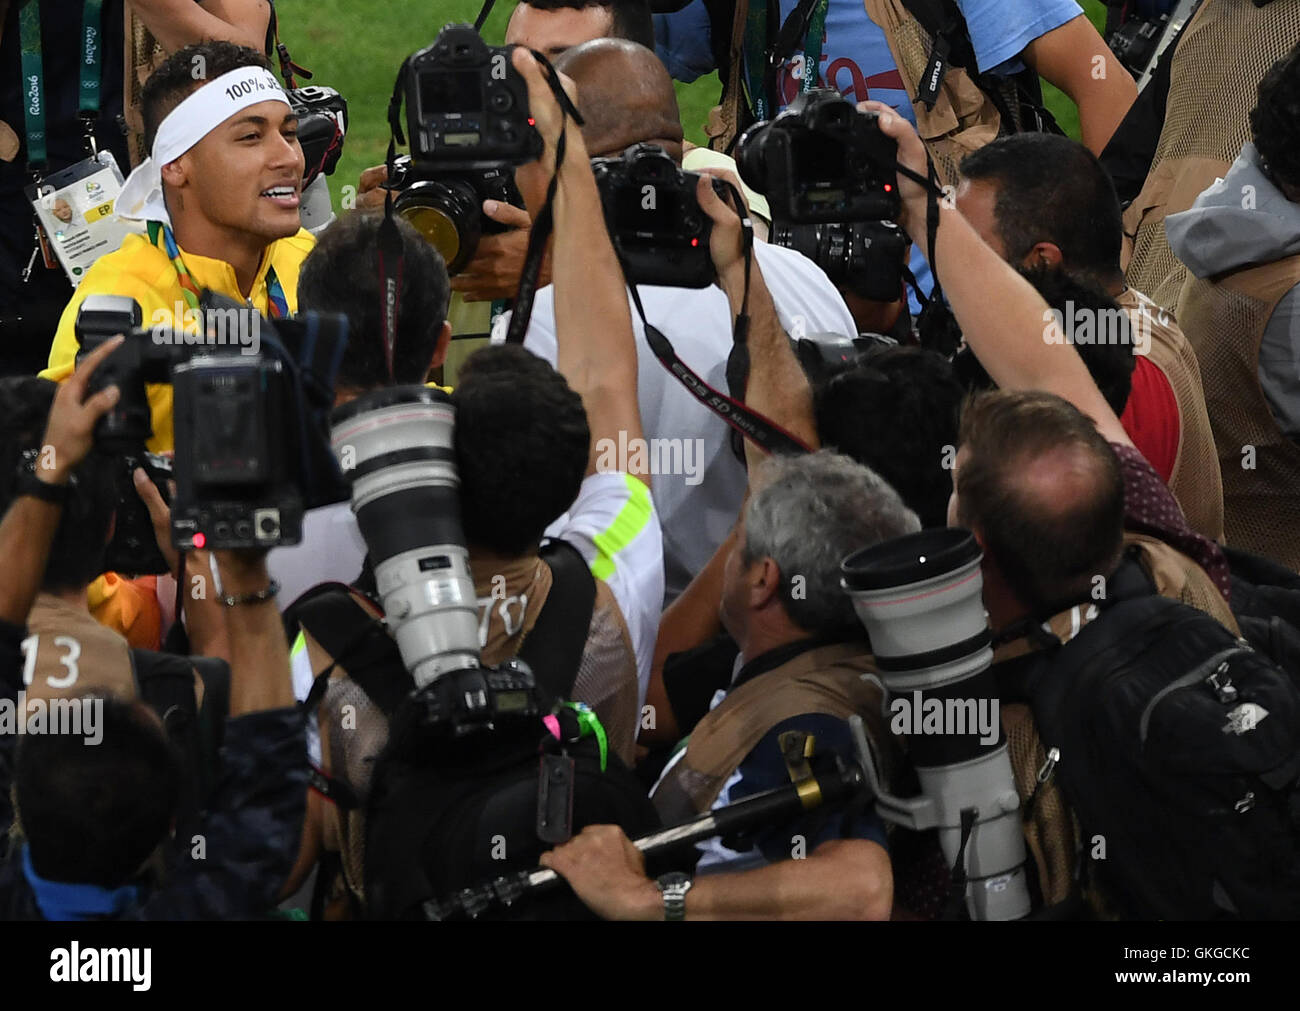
left=554, top=39, right=684, bottom=162
left=953, top=389, right=1125, bottom=614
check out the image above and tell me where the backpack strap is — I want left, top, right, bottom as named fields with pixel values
left=521, top=539, right=597, bottom=704
left=290, top=586, right=413, bottom=717
left=898, top=0, right=1057, bottom=132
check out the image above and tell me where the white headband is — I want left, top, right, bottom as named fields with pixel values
left=117, top=67, right=291, bottom=225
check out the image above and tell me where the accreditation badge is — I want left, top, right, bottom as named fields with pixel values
left=24, top=150, right=142, bottom=286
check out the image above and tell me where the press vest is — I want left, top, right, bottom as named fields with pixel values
left=1121, top=0, right=1300, bottom=310
left=1177, top=253, right=1300, bottom=572
left=650, top=640, right=894, bottom=825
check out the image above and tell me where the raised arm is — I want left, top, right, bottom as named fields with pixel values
left=512, top=48, right=648, bottom=487
left=0, top=338, right=123, bottom=626
left=696, top=173, right=820, bottom=475
left=1022, top=13, right=1137, bottom=156
left=863, top=101, right=1133, bottom=449
left=129, top=0, right=272, bottom=53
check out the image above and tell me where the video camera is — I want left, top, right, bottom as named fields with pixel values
left=387, top=24, right=541, bottom=274
left=74, top=293, right=350, bottom=569
left=592, top=144, right=729, bottom=289
left=736, top=90, right=906, bottom=302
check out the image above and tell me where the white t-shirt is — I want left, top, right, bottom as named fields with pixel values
left=268, top=501, right=367, bottom=610
left=289, top=470, right=664, bottom=761
left=540, top=470, right=663, bottom=712
left=492, top=241, right=856, bottom=603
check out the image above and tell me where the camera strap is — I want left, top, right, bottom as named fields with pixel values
left=473, top=0, right=498, bottom=31
left=619, top=249, right=813, bottom=458
left=265, top=0, right=314, bottom=88
left=502, top=52, right=585, bottom=346
left=376, top=195, right=405, bottom=383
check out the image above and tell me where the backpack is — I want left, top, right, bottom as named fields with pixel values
left=1224, top=545, right=1300, bottom=678
left=287, top=540, right=662, bottom=920
left=1024, top=557, right=1300, bottom=919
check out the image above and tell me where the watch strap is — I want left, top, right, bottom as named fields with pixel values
left=16, top=470, right=69, bottom=505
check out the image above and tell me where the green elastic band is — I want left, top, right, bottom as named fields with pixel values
left=565, top=701, right=608, bottom=772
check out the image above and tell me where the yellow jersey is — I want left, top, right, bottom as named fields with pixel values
left=41, top=227, right=316, bottom=452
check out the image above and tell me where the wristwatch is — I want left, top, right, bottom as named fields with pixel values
left=655, top=872, right=693, bottom=921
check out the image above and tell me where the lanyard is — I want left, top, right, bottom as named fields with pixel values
left=148, top=221, right=290, bottom=319
left=743, top=0, right=830, bottom=123
left=80, top=0, right=105, bottom=123
left=800, top=0, right=829, bottom=92
left=17, top=0, right=105, bottom=171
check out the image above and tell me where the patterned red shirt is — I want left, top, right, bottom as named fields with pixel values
left=1112, top=441, right=1231, bottom=601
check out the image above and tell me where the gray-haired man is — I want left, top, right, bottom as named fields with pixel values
left=541, top=450, right=917, bottom=920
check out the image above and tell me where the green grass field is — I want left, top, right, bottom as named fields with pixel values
left=271, top=0, right=1108, bottom=209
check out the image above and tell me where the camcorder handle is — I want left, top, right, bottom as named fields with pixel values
left=422, top=753, right=868, bottom=920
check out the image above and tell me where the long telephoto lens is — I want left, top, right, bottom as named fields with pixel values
left=842, top=527, right=1032, bottom=921
left=330, top=386, right=480, bottom=687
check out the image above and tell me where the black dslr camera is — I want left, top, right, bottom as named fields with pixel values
left=289, top=85, right=349, bottom=187
left=736, top=89, right=900, bottom=224
left=75, top=293, right=350, bottom=565
left=592, top=144, right=728, bottom=289
left=736, top=89, right=905, bottom=302
left=389, top=24, right=541, bottom=274
left=770, top=221, right=909, bottom=302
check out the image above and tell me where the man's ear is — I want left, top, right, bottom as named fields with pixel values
left=1023, top=242, right=1064, bottom=271
left=430, top=320, right=452, bottom=371
left=749, top=556, right=783, bottom=611
left=159, top=157, right=189, bottom=190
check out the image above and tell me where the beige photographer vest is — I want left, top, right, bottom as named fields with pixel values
left=1178, top=254, right=1300, bottom=572
left=650, top=640, right=894, bottom=825
left=1121, top=0, right=1300, bottom=310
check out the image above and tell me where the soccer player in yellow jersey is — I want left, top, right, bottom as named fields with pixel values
left=42, top=41, right=314, bottom=453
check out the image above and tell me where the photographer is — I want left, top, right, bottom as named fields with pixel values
left=276, top=48, right=664, bottom=914
left=40, top=40, right=314, bottom=453
left=544, top=451, right=912, bottom=921
left=957, top=131, right=1224, bottom=544
left=1113, top=0, right=1300, bottom=310
left=1166, top=41, right=1300, bottom=572
left=0, top=341, right=307, bottom=920
left=660, top=0, right=1136, bottom=315
left=0, top=1, right=273, bottom=376
left=496, top=37, right=856, bottom=603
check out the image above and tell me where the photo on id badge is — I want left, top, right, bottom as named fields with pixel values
left=24, top=150, right=142, bottom=286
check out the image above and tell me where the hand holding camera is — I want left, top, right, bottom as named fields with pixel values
left=856, top=99, right=932, bottom=240
left=42, top=336, right=124, bottom=487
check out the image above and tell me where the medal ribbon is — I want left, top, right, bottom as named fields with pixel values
left=148, top=220, right=289, bottom=319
